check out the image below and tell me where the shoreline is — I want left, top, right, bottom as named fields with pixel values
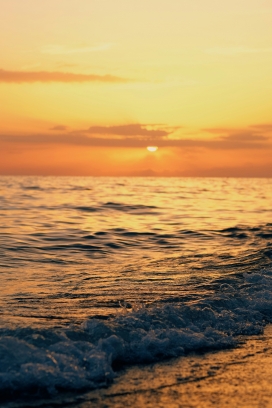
left=78, top=325, right=272, bottom=408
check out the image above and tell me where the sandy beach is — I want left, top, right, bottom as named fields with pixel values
left=77, top=325, right=272, bottom=408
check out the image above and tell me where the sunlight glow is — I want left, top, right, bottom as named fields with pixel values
left=147, top=146, right=158, bottom=152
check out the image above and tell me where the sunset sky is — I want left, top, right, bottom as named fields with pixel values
left=1, top=0, right=272, bottom=176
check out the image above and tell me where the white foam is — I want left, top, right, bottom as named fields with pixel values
left=1, top=269, right=272, bottom=398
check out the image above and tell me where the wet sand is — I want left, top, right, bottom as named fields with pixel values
left=78, top=325, right=272, bottom=408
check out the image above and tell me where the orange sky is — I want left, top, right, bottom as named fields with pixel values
left=1, top=0, right=272, bottom=176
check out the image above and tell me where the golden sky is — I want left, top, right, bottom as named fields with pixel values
left=1, top=0, right=272, bottom=176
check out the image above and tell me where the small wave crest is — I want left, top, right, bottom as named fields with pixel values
left=74, top=202, right=159, bottom=215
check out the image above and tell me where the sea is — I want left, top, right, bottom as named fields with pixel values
left=1, top=176, right=272, bottom=406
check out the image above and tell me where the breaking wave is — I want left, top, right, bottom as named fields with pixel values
left=1, top=269, right=272, bottom=400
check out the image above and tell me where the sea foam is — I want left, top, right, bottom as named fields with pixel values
left=1, top=269, right=272, bottom=399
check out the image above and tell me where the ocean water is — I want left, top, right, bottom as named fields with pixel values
left=1, top=176, right=272, bottom=404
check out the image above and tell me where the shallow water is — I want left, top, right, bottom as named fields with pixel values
left=0, top=177, right=272, bottom=403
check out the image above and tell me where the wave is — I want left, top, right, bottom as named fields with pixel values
left=1, top=268, right=272, bottom=401
left=103, top=202, right=157, bottom=211
left=1, top=225, right=271, bottom=266
left=74, top=202, right=159, bottom=214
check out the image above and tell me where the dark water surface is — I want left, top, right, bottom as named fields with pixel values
left=0, top=177, right=272, bottom=403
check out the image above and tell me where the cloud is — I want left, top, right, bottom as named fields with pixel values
left=200, top=129, right=271, bottom=149
left=50, top=125, right=68, bottom=131
left=1, top=123, right=271, bottom=150
left=84, top=124, right=170, bottom=138
left=1, top=133, right=271, bottom=150
left=249, top=124, right=272, bottom=132
left=220, top=132, right=269, bottom=142
left=203, top=127, right=239, bottom=134
left=0, top=133, right=169, bottom=148
left=203, top=126, right=272, bottom=140
left=0, top=69, right=129, bottom=83
left=41, top=44, right=112, bottom=55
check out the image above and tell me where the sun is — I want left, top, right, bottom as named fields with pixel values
left=147, top=146, right=158, bottom=152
